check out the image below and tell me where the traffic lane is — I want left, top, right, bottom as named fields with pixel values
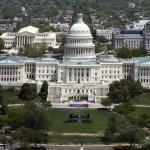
left=46, top=146, right=113, bottom=150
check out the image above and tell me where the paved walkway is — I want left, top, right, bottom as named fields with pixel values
left=47, top=132, right=103, bottom=137
left=134, top=105, right=150, bottom=108
left=5, top=102, right=150, bottom=109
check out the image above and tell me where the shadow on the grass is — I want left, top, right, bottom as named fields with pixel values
left=64, top=119, right=93, bottom=123
left=64, top=119, right=78, bottom=123
left=82, top=120, right=93, bottom=123
left=97, top=108, right=109, bottom=111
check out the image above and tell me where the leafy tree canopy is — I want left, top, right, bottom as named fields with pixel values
left=0, top=104, right=8, bottom=115
left=108, top=79, right=143, bottom=103
left=119, top=126, right=146, bottom=146
left=113, top=102, right=135, bottom=115
left=8, top=102, right=51, bottom=130
left=0, top=38, right=4, bottom=52
left=20, top=83, right=37, bottom=100
left=116, top=47, right=147, bottom=59
left=20, top=44, right=47, bottom=58
left=113, top=145, right=139, bottom=150
left=96, top=35, right=109, bottom=43
left=106, top=113, right=132, bottom=135
left=40, top=81, right=48, bottom=101
left=101, top=98, right=112, bottom=109
left=13, top=127, right=49, bottom=146
left=23, top=102, right=51, bottom=130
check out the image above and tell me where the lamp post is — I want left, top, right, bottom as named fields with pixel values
left=80, top=141, right=84, bottom=150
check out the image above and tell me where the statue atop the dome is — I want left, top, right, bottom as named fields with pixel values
left=79, top=5, right=82, bottom=13
left=79, top=0, right=82, bottom=13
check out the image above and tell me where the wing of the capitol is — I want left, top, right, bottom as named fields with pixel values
left=0, top=13, right=150, bottom=102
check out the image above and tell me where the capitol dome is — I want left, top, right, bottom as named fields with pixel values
left=69, top=14, right=91, bottom=35
left=64, top=13, right=95, bottom=59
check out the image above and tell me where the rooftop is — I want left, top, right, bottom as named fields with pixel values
left=0, top=56, right=34, bottom=65
left=18, top=26, right=39, bottom=34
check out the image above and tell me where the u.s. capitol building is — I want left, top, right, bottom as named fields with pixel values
left=0, top=13, right=150, bottom=102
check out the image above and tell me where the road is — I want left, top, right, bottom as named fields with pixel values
left=45, top=145, right=114, bottom=150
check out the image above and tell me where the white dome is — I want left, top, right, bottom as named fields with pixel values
left=64, top=13, right=96, bottom=59
left=69, top=14, right=91, bottom=35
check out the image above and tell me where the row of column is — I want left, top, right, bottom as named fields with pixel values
left=0, top=67, right=19, bottom=76
left=68, top=68, right=90, bottom=78
left=1, top=77, right=18, bottom=82
left=140, top=68, right=150, bottom=76
left=65, top=48, right=94, bottom=56
left=25, top=64, right=35, bottom=73
left=17, top=36, right=34, bottom=47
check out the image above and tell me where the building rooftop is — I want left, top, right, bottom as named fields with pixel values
left=36, top=57, right=58, bottom=63
left=133, top=56, right=150, bottom=65
left=62, top=58, right=98, bottom=65
left=18, top=26, right=39, bottom=34
left=0, top=56, right=34, bottom=65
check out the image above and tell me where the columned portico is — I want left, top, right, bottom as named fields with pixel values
left=16, top=35, right=35, bottom=48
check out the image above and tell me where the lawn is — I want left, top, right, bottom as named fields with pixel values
left=49, top=135, right=102, bottom=144
left=0, top=107, right=150, bottom=144
left=2, top=90, right=41, bottom=104
left=48, top=108, right=111, bottom=133
left=132, top=107, right=150, bottom=117
left=132, top=92, right=150, bottom=105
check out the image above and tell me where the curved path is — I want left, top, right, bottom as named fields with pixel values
left=6, top=103, right=150, bottom=108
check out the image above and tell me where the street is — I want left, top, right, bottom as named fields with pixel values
left=46, top=145, right=113, bottom=150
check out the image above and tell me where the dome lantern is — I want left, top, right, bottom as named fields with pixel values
left=77, top=13, right=83, bottom=23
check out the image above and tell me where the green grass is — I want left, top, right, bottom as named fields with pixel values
left=0, top=114, right=8, bottom=128
left=132, top=107, right=150, bottom=117
left=2, top=90, right=23, bottom=104
left=2, top=90, right=41, bottom=104
left=132, top=92, right=150, bottom=105
left=49, top=135, right=102, bottom=144
left=48, top=108, right=111, bottom=133
left=0, top=108, right=111, bottom=133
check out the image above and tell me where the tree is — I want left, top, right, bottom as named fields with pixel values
left=35, top=42, right=48, bottom=53
left=23, top=102, right=51, bottom=130
left=113, top=102, right=135, bottom=115
left=108, top=79, right=143, bottom=103
left=59, top=34, right=67, bottom=45
left=0, top=84, right=3, bottom=93
left=119, top=126, right=146, bottom=146
left=108, top=81, right=131, bottom=103
left=28, top=130, right=49, bottom=145
left=101, top=98, right=112, bottom=110
left=137, top=113, right=150, bottom=128
left=22, top=44, right=44, bottom=58
left=0, top=95, right=4, bottom=105
left=96, top=35, right=109, bottom=43
left=0, top=84, right=3, bottom=105
left=8, top=109, right=24, bottom=129
left=126, top=80, right=143, bottom=99
left=12, top=127, right=32, bottom=148
left=0, top=38, right=4, bottom=52
left=106, top=113, right=132, bottom=136
left=116, top=47, right=147, bottom=59
left=113, top=145, right=139, bottom=150
left=20, top=83, right=37, bottom=100
left=13, top=128, right=49, bottom=148
left=142, top=142, right=150, bottom=150
left=116, top=47, right=131, bottom=58
left=40, top=81, right=48, bottom=101
left=0, top=104, right=8, bottom=115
